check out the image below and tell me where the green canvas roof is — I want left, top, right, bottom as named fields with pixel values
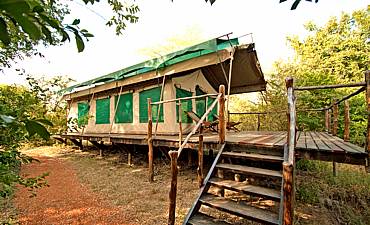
left=62, top=37, right=239, bottom=94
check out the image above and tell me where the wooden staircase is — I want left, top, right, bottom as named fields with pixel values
left=183, top=144, right=285, bottom=225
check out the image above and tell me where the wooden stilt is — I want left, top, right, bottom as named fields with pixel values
left=197, top=125, right=204, bottom=188
left=365, top=71, right=370, bottom=173
left=128, top=152, right=132, bottom=166
left=332, top=103, right=339, bottom=176
left=168, top=151, right=178, bottom=225
left=187, top=149, right=193, bottom=167
left=147, top=98, right=154, bottom=182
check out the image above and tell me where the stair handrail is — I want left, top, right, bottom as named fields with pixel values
left=280, top=77, right=296, bottom=225
left=166, top=85, right=226, bottom=225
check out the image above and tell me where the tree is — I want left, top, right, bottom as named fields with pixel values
left=0, top=0, right=139, bottom=69
left=249, top=7, right=369, bottom=145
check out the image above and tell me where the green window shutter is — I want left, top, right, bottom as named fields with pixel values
left=77, top=102, right=89, bottom=126
left=114, top=93, right=133, bottom=123
left=139, top=87, right=164, bottom=123
left=96, top=97, right=110, bottom=124
left=176, top=88, right=193, bottom=123
left=195, top=86, right=206, bottom=117
left=207, top=97, right=218, bottom=121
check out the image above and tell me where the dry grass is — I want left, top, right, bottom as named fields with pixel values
left=8, top=146, right=370, bottom=225
left=61, top=147, right=199, bottom=225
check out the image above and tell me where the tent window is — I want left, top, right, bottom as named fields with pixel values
left=195, top=86, right=206, bottom=117
left=139, top=86, right=164, bottom=123
left=207, top=97, right=218, bottom=121
left=96, top=97, right=110, bottom=124
left=176, top=88, right=193, bottom=123
left=77, top=102, right=89, bottom=126
left=114, top=93, right=133, bottom=123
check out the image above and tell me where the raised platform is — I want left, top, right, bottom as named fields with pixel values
left=57, top=131, right=368, bottom=166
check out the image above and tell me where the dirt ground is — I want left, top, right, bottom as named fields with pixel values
left=15, top=146, right=199, bottom=225
left=11, top=145, right=367, bottom=225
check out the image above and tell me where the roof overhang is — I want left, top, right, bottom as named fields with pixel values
left=62, top=41, right=265, bottom=100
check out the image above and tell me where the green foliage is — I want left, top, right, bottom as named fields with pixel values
left=231, top=7, right=369, bottom=146
left=0, top=0, right=139, bottom=69
left=0, top=75, right=72, bottom=198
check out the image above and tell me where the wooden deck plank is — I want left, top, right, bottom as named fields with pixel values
left=320, top=132, right=362, bottom=153
left=305, top=131, right=318, bottom=150
left=315, top=132, right=343, bottom=152
left=263, top=132, right=286, bottom=146
left=296, top=131, right=306, bottom=149
left=200, top=193, right=279, bottom=225
left=309, top=132, right=331, bottom=151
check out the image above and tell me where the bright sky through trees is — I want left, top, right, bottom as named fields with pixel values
left=0, top=0, right=368, bottom=85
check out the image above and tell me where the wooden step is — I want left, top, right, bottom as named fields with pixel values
left=209, top=178, right=280, bottom=201
left=222, top=152, right=284, bottom=162
left=188, top=212, right=231, bottom=225
left=200, top=193, right=279, bottom=225
left=217, top=163, right=282, bottom=178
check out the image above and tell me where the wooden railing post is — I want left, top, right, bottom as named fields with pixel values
left=197, top=125, right=204, bottom=188
left=218, top=85, right=226, bottom=144
left=332, top=102, right=338, bottom=176
left=325, top=110, right=329, bottom=132
left=365, top=70, right=370, bottom=172
left=257, top=114, right=261, bottom=131
left=282, top=77, right=295, bottom=225
left=168, top=151, right=178, bottom=225
left=328, top=109, right=332, bottom=134
left=344, top=100, right=350, bottom=142
left=147, top=98, right=154, bottom=182
left=178, top=100, right=182, bottom=146
left=333, top=103, right=339, bottom=136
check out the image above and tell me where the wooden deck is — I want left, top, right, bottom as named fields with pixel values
left=58, top=131, right=367, bottom=166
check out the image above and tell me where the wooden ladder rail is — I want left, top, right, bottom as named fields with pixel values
left=279, top=77, right=296, bottom=225
left=166, top=85, right=226, bottom=225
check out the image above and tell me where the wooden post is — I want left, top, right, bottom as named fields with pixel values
left=168, top=151, right=178, bottom=225
left=178, top=100, right=182, bottom=146
left=325, top=110, right=329, bottom=132
left=147, top=98, right=154, bottom=182
left=283, top=162, right=294, bottom=225
left=333, top=103, right=339, bottom=136
left=197, top=125, right=204, bottom=188
left=328, top=109, right=332, bottom=134
left=332, top=103, right=338, bottom=176
left=218, top=85, right=226, bottom=144
left=257, top=114, right=261, bottom=131
left=344, top=100, right=350, bottom=142
left=128, top=152, right=132, bottom=166
left=365, top=71, right=370, bottom=172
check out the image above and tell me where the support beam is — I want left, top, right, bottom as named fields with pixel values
left=147, top=98, right=154, bottom=182
left=168, top=151, right=178, bottom=225
left=178, top=100, right=182, bottom=146
left=344, top=100, right=350, bottom=142
left=70, top=138, right=83, bottom=149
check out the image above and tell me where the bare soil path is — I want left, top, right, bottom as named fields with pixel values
left=14, top=155, right=130, bottom=225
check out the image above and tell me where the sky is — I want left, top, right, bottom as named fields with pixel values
left=0, top=0, right=368, bottom=85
